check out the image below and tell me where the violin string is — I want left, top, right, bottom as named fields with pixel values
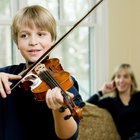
left=40, top=70, right=74, bottom=108
left=41, top=71, right=74, bottom=109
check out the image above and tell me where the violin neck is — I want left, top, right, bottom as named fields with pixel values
left=40, top=70, right=69, bottom=99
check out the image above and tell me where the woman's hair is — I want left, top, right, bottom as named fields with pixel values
left=11, top=5, right=57, bottom=44
left=111, top=63, right=138, bottom=95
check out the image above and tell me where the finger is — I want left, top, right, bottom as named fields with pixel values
left=52, top=87, right=63, bottom=103
left=66, top=91, right=74, bottom=99
left=1, top=77, right=12, bottom=94
left=0, top=82, right=7, bottom=98
left=7, top=74, right=22, bottom=80
left=46, top=88, right=63, bottom=110
left=51, top=88, right=64, bottom=109
left=46, top=89, right=57, bottom=109
left=113, top=81, right=116, bottom=88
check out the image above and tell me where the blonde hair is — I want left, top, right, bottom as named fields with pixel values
left=11, top=5, right=57, bottom=44
left=111, top=63, right=138, bottom=95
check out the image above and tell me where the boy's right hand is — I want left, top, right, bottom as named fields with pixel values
left=0, top=72, right=21, bottom=98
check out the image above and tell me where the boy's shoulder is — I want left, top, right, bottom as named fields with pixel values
left=0, top=63, right=26, bottom=74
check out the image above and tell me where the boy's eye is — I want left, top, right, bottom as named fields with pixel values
left=20, top=34, right=28, bottom=38
left=38, top=33, right=46, bottom=36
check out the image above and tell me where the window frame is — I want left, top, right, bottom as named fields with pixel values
left=0, top=0, right=108, bottom=100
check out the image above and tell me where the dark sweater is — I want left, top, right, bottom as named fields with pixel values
left=0, top=63, right=83, bottom=140
left=87, top=92, right=140, bottom=140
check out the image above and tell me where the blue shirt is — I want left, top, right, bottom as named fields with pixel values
left=87, top=92, right=140, bottom=140
left=0, top=63, right=84, bottom=140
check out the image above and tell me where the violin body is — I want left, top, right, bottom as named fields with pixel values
left=20, top=58, right=84, bottom=120
left=20, top=58, right=74, bottom=101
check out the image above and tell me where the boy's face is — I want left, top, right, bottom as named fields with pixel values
left=17, top=24, right=54, bottom=64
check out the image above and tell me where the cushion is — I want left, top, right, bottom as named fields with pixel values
left=77, top=103, right=121, bottom=140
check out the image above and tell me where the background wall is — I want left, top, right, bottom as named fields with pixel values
left=107, top=0, right=140, bottom=89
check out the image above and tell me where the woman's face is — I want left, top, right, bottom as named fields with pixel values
left=17, top=24, right=54, bottom=64
left=114, top=68, right=132, bottom=94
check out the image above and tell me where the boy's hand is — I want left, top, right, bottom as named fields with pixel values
left=46, top=87, right=74, bottom=110
left=0, top=72, right=21, bottom=98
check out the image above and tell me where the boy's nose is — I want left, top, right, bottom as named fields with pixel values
left=29, top=35, right=39, bottom=46
left=29, top=42, right=39, bottom=46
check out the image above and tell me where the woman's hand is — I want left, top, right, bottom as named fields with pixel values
left=101, top=80, right=116, bottom=95
left=0, top=72, right=21, bottom=98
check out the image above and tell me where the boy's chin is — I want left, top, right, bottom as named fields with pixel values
left=27, top=55, right=50, bottom=65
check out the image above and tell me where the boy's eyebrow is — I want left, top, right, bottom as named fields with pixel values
left=18, top=30, right=29, bottom=33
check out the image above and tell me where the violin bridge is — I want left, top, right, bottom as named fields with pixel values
left=34, top=63, right=47, bottom=75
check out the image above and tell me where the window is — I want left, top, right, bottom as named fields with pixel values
left=0, top=0, right=107, bottom=100
left=0, top=0, right=12, bottom=66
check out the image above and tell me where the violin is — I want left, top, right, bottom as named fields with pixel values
left=20, top=58, right=72, bottom=101
left=11, top=0, right=104, bottom=120
left=19, top=58, right=84, bottom=120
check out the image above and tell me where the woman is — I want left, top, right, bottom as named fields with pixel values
left=87, top=63, right=140, bottom=140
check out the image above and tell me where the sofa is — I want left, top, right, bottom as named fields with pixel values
left=77, top=103, right=121, bottom=140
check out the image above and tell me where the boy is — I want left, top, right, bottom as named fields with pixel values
left=0, top=5, right=83, bottom=140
